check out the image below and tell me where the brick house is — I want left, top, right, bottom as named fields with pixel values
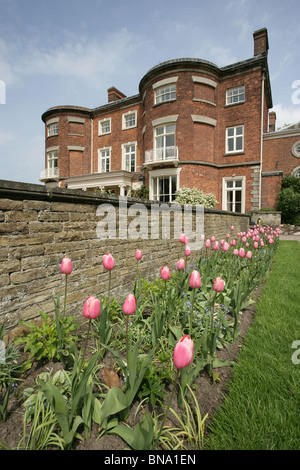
left=40, top=27, right=300, bottom=213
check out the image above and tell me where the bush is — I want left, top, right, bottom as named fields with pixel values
left=277, top=176, right=300, bottom=225
left=174, top=186, right=218, bottom=208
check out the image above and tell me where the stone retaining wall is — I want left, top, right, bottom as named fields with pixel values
left=0, top=180, right=249, bottom=332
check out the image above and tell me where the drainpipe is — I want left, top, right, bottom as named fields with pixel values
left=259, top=68, right=265, bottom=211
left=90, top=117, right=93, bottom=174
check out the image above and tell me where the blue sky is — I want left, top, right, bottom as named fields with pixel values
left=0, top=0, right=300, bottom=184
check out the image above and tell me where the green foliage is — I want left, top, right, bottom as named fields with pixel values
left=14, top=311, right=79, bottom=364
left=174, top=186, right=218, bottom=208
left=131, top=184, right=149, bottom=200
left=277, top=176, right=300, bottom=224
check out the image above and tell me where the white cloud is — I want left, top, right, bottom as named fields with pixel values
left=271, top=103, right=300, bottom=129
left=0, top=131, right=13, bottom=146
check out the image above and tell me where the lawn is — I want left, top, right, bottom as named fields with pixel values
left=205, top=240, right=300, bottom=450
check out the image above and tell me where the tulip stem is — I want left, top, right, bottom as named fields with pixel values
left=63, top=274, right=68, bottom=318
left=154, top=368, right=180, bottom=449
left=125, top=315, right=129, bottom=366
left=79, top=318, right=91, bottom=373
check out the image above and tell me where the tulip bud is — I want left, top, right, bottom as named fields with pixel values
left=83, top=296, right=100, bottom=319
left=179, top=233, right=187, bottom=244
left=177, top=258, right=185, bottom=270
left=61, top=257, right=72, bottom=275
left=135, top=249, right=142, bottom=260
left=184, top=245, right=191, bottom=257
left=103, top=253, right=115, bottom=270
left=173, top=335, right=194, bottom=369
left=189, top=270, right=201, bottom=289
left=238, top=248, right=245, bottom=258
left=222, top=242, right=229, bottom=252
left=205, top=239, right=210, bottom=248
left=213, top=241, right=219, bottom=251
left=246, top=251, right=252, bottom=259
left=230, top=225, right=234, bottom=231
left=213, top=277, right=225, bottom=292
left=160, top=266, right=171, bottom=281
left=233, top=248, right=238, bottom=256
left=122, top=293, right=136, bottom=315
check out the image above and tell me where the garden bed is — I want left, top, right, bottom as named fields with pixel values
left=0, top=226, right=279, bottom=451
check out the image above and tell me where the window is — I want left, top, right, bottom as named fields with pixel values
left=48, top=123, right=58, bottom=136
left=226, top=86, right=245, bottom=105
left=155, top=124, right=176, bottom=161
left=222, top=177, right=245, bottom=213
left=226, top=125, right=244, bottom=153
left=98, top=118, right=111, bottom=135
left=292, top=141, right=300, bottom=158
left=122, top=111, right=137, bottom=130
left=122, top=142, right=136, bottom=172
left=47, top=151, right=58, bottom=169
left=152, top=175, right=177, bottom=202
left=155, top=84, right=176, bottom=104
left=98, top=147, right=111, bottom=173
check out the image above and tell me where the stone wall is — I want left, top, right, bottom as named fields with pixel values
left=0, top=180, right=249, bottom=331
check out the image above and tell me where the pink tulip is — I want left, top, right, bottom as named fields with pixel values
left=253, top=241, right=258, bottom=249
left=61, top=257, right=72, bottom=275
left=230, top=225, right=234, bottom=231
left=213, top=277, right=225, bottom=292
left=233, top=248, right=238, bottom=256
left=83, top=296, right=100, bottom=319
left=201, top=234, right=205, bottom=241
left=205, top=239, right=210, bottom=248
left=135, top=249, right=142, bottom=260
left=122, top=293, right=136, bottom=315
left=211, top=236, right=215, bottom=242
left=222, top=242, right=229, bottom=252
left=173, top=335, right=194, bottom=369
left=177, top=258, right=185, bottom=270
left=226, top=233, right=230, bottom=239
left=246, top=251, right=252, bottom=259
left=160, top=266, right=171, bottom=281
left=103, top=253, right=114, bottom=270
left=238, top=248, right=245, bottom=258
left=242, top=236, right=247, bottom=243
left=213, top=241, right=219, bottom=251
left=189, top=270, right=201, bottom=289
left=179, top=233, right=187, bottom=244
left=184, top=245, right=191, bottom=257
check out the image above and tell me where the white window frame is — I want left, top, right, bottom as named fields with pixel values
left=98, top=147, right=111, bottom=173
left=122, top=142, right=137, bottom=172
left=47, top=123, right=58, bottom=137
left=149, top=167, right=181, bottom=202
left=122, top=110, right=137, bottom=130
left=226, top=125, right=244, bottom=154
left=222, top=176, right=246, bottom=213
left=98, top=118, right=111, bottom=136
left=154, top=123, right=176, bottom=161
left=226, top=86, right=245, bottom=105
left=154, top=84, right=176, bottom=105
left=47, top=150, right=58, bottom=169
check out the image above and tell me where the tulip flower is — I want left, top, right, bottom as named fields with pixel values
left=61, top=256, right=72, bottom=275
left=160, top=266, right=171, bottom=281
left=173, top=335, right=194, bottom=369
left=123, top=293, right=136, bottom=315
left=213, top=277, right=225, bottom=292
left=230, top=225, right=234, bottom=231
left=205, top=239, right=211, bottom=248
left=61, top=256, right=72, bottom=317
left=238, top=248, right=245, bottom=258
left=222, top=241, right=229, bottom=252
left=102, top=253, right=114, bottom=270
left=213, top=241, right=219, bottom=251
left=233, top=248, right=238, bottom=256
left=189, top=270, right=201, bottom=289
left=135, top=249, right=142, bottom=260
left=246, top=251, right=252, bottom=259
left=83, top=296, right=101, bottom=319
left=184, top=245, right=191, bottom=257
left=179, top=233, right=187, bottom=244
left=177, top=258, right=185, bottom=270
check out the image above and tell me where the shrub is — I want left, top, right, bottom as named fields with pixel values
left=174, top=186, right=218, bottom=208
left=277, top=186, right=300, bottom=225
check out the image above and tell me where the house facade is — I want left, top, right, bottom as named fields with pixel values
left=40, top=28, right=300, bottom=213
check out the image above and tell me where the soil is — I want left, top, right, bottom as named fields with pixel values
left=0, top=285, right=261, bottom=451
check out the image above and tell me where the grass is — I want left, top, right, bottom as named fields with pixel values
left=204, top=241, right=300, bottom=450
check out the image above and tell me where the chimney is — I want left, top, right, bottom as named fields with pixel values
left=107, top=87, right=126, bottom=103
left=253, top=28, right=269, bottom=56
left=268, top=111, right=276, bottom=132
